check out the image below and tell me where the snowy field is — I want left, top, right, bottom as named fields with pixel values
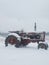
left=0, top=35, right=49, bottom=65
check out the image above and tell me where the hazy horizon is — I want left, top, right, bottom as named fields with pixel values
left=0, top=0, right=49, bottom=32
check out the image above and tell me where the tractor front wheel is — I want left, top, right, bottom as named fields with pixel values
left=38, top=43, right=48, bottom=50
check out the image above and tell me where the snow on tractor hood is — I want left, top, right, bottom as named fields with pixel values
left=7, top=33, right=21, bottom=41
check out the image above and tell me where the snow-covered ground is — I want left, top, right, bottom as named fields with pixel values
left=0, top=35, right=49, bottom=65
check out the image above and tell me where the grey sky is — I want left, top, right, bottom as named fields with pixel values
left=0, top=0, right=49, bottom=32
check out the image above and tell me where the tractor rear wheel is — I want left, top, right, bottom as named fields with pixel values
left=5, top=35, right=21, bottom=47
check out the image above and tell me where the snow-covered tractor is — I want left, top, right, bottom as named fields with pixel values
left=5, top=31, right=48, bottom=50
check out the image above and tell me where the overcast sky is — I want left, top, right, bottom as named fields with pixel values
left=0, top=0, right=49, bottom=32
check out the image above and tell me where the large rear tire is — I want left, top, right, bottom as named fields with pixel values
left=5, top=35, right=21, bottom=47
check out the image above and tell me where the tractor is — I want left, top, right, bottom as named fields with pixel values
left=5, top=31, right=48, bottom=50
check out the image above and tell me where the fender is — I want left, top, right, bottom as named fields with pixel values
left=6, top=33, right=21, bottom=41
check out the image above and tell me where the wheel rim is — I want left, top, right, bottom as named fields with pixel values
left=41, top=44, right=45, bottom=48
left=7, top=36, right=17, bottom=45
